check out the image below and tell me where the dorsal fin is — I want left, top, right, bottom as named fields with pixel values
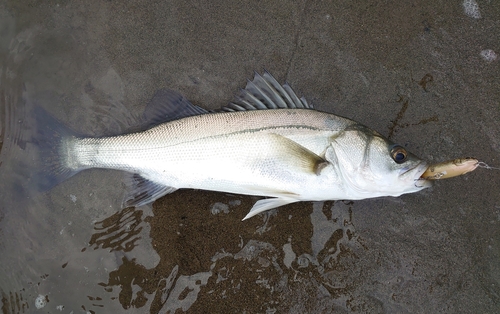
left=137, top=71, right=311, bottom=128
left=141, top=89, right=208, bottom=129
left=219, top=71, right=313, bottom=112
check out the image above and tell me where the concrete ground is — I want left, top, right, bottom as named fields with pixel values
left=0, top=0, right=499, bottom=312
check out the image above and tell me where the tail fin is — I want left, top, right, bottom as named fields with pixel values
left=32, top=107, right=83, bottom=191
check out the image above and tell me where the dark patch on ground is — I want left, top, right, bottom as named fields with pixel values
left=418, top=73, right=434, bottom=92
left=95, top=191, right=364, bottom=312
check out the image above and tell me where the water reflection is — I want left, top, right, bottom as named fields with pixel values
left=1, top=291, right=29, bottom=313
left=92, top=190, right=365, bottom=312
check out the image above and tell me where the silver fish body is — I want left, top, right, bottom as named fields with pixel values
left=37, top=72, right=430, bottom=219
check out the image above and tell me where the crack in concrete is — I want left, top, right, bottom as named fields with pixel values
left=285, top=0, right=311, bottom=80
left=388, top=95, right=410, bottom=139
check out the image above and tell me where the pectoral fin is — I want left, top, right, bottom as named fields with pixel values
left=265, top=133, right=329, bottom=176
left=243, top=197, right=299, bottom=220
left=240, top=134, right=330, bottom=220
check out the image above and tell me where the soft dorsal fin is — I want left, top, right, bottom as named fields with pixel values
left=220, top=71, right=313, bottom=112
left=141, top=89, right=209, bottom=129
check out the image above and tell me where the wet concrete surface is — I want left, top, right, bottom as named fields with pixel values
left=1, top=0, right=499, bottom=313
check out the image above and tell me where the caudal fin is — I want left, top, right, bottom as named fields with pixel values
left=32, top=107, right=83, bottom=191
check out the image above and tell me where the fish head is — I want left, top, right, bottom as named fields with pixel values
left=327, top=125, right=431, bottom=198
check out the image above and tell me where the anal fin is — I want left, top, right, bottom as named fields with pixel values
left=122, top=173, right=177, bottom=207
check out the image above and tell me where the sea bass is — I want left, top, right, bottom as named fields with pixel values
left=36, top=71, right=433, bottom=220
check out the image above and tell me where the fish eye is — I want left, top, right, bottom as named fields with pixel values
left=390, top=146, right=408, bottom=164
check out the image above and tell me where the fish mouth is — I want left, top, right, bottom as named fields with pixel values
left=401, top=162, right=432, bottom=188
left=401, top=161, right=428, bottom=176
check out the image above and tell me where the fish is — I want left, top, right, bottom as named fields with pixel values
left=35, top=71, right=434, bottom=220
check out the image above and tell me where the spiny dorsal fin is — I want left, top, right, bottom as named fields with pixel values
left=220, top=71, right=313, bottom=112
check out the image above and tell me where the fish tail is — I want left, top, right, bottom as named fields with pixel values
left=32, top=107, right=84, bottom=191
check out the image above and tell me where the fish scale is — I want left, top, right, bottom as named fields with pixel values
left=72, top=109, right=350, bottom=168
